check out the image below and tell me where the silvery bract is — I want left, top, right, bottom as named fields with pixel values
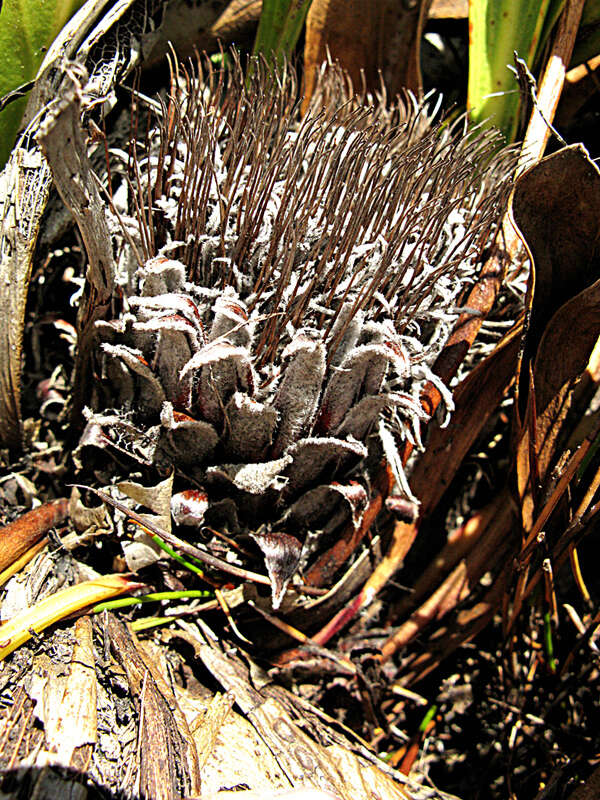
left=81, top=58, right=514, bottom=608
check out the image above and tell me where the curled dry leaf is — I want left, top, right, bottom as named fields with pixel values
left=37, top=65, right=115, bottom=424
left=510, top=144, right=600, bottom=529
left=69, top=486, right=112, bottom=535
left=511, top=144, right=600, bottom=385
left=117, top=473, right=173, bottom=533
left=116, top=473, right=174, bottom=570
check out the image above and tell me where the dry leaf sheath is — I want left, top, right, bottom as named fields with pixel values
left=73, top=56, right=514, bottom=610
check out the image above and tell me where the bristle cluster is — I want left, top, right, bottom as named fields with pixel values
left=84, top=56, right=515, bottom=605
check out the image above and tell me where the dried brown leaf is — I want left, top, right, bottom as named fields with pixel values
left=391, top=490, right=514, bottom=622
left=107, top=613, right=201, bottom=800
left=117, top=473, right=174, bottom=570
left=510, top=145, right=600, bottom=528
left=197, top=644, right=443, bottom=799
left=567, top=760, right=600, bottom=800
left=392, top=565, right=510, bottom=686
left=0, top=148, right=52, bottom=449
left=0, top=603, right=453, bottom=799
left=35, top=616, right=97, bottom=769
left=37, top=70, right=115, bottom=428
left=411, top=326, right=521, bottom=518
left=303, top=0, right=433, bottom=110
left=510, top=144, right=600, bottom=382
left=381, top=491, right=516, bottom=663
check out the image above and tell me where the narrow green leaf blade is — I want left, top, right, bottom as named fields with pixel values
left=468, top=0, right=554, bottom=140
left=252, top=0, right=313, bottom=66
left=0, top=0, right=84, bottom=166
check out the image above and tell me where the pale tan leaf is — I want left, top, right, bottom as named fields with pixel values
left=38, top=616, right=97, bottom=767
left=197, top=644, right=446, bottom=799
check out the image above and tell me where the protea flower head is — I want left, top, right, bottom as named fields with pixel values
left=81, top=56, right=514, bottom=610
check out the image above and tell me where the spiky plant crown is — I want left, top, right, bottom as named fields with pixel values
left=82, top=56, right=514, bottom=609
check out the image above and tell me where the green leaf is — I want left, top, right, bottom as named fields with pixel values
left=92, top=590, right=212, bottom=613
left=0, top=0, right=85, bottom=166
left=252, top=0, right=313, bottom=66
left=468, top=0, right=558, bottom=141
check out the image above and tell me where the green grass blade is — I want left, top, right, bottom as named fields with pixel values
left=148, top=532, right=205, bottom=577
left=130, top=616, right=178, bottom=632
left=0, top=0, right=85, bottom=166
left=468, top=0, right=555, bottom=140
left=92, top=589, right=212, bottom=614
left=419, top=705, right=438, bottom=733
left=252, top=0, right=313, bottom=66
left=544, top=609, right=558, bottom=672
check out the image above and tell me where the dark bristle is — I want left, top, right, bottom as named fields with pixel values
left=107, top=51, right=518, bottom=428
left=125, top=55, right=513, bottom=337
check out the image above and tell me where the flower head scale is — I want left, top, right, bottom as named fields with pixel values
left=86, top=55, right=515, bottom=609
